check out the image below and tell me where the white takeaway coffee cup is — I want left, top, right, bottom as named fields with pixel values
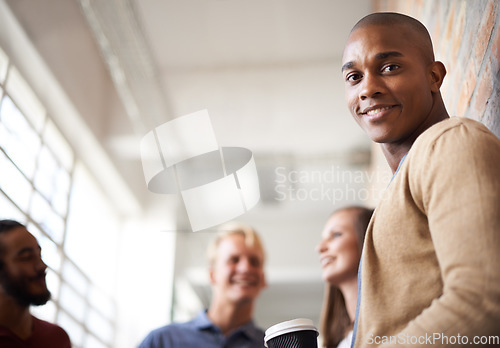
left=264, top=318, right=319, bottom=348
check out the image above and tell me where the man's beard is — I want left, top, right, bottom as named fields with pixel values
left=0, top=270, right=51, bottom=307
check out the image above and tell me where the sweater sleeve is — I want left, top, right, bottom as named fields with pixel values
left=386, top=121, right=500, bottom=346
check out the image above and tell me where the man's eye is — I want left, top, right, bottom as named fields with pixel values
left=346, top=73, right=361, bottom=82
left=382, top=64, right=399, bottom=72
left=249, top=257, right=261, bottom=267
left=18, top=253, right=34, bottom=261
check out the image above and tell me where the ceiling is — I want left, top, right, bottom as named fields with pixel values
left=4, top=0, right=373, bottom=336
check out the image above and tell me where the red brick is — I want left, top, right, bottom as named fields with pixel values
left=456, top=59, right=477, bottom=116
left=450, top=1, right=466, bottom=67
left=473, top=57, right=494, bottom=118
left=432, top=5, right=443, bottom=43
left=444, top=1, right=456, bottom=42
left=480, top=80, right=500, bottom=136
left=491, top=25, right=500, bottom=75
left=474, top=0, right=497, bottom=69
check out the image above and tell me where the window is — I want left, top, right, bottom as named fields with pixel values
left=0, top=45, right=117, bottom=348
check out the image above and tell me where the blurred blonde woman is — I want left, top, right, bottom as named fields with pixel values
left=316, top=206, right=373, bottom=348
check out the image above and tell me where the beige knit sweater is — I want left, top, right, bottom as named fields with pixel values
left=353, top=117, right=500, bottom=347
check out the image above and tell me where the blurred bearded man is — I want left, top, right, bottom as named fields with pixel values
left=0, top=219, right=71, bottom=347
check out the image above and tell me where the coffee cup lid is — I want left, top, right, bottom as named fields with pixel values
left=264, top=318, right=318, bottom=346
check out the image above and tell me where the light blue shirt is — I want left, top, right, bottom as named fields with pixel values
left=138, top=310, right=265, bottom=348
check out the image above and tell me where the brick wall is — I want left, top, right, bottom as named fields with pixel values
left=374, top=0, right=500, bottom=137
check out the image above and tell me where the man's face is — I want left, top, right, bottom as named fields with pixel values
left=342, top=24, right=435, bottom=145
left=0, top=227, right=51, bottom=307
left=209, top=234, right=266, bottom=305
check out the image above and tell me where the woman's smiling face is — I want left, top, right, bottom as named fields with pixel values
left=317, top=210, right=361, bottom=286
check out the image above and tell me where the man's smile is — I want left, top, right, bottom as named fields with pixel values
left=358, top=104, right=399, bottom=122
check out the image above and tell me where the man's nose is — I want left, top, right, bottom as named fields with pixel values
left=359, top=73, right=384, bottom=100
left=236, top=258, right=252, bottom=271
left=36, top=255, right=48, bottom=272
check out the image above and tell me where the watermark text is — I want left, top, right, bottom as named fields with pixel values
left=367, top=333, right=500, bottom=345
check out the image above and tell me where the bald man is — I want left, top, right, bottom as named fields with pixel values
left=342, top=12, right=500, bottom=347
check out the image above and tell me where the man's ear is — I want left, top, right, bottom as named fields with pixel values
left=209, top=267, right=216, bottom=285
left=261, top=272, right=268, bottom=289
left=429, top=61, right=447, bottom=93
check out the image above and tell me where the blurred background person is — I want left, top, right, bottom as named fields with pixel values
left=0, top=219, right=71, bottom=347
left=316, top=207, right=373, bottom=348
left=139, top=222, right=267, bottom=347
